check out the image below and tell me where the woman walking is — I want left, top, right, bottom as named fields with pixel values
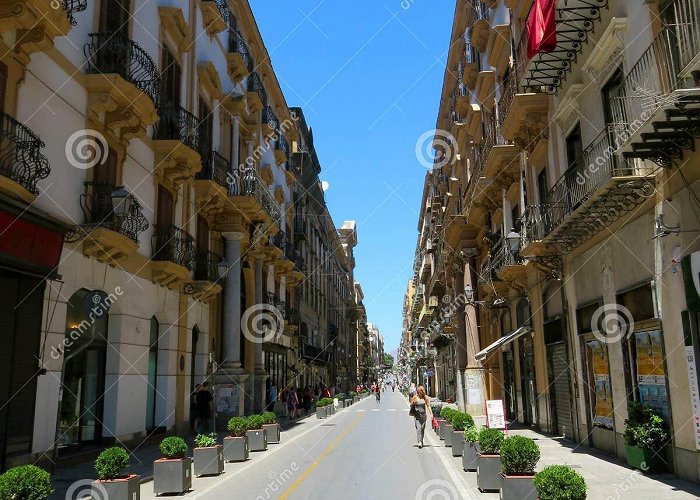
left=410, top=385, right=432, bottom=448
left=287, top=386, right=299, bottom=419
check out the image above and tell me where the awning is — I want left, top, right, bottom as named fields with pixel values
left=475, top=326, right=531, bottom=362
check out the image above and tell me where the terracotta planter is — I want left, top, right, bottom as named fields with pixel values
left=443, top=423, right=454, bottom=447
left=476, top=454, right=501, bottom=492
left=263, top=423, right=280, bottom=444
left=193, top=445, right=224, bottom=476
left=462, top=440, right=478, bottom=470
left=246, top=428, right=268, bottom=451
left=451, top=431, right=464, bottom=456
left=500, top=473, right=536, bottom=500
left=223, top=436, right=249, bottom=462
left=153, top=457, right=191, bottom=495
left=92, top=474, right=140, bottom=500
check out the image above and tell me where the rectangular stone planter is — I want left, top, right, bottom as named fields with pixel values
left=462, top=441, right=478, bottom=471
left=353, top=396, right=359, bottom=404
left=246, top=428, right=268, bottom=451
left=443, top=423, right=454, bottom=447
left=223, top=436, right=248, bottom=462
left=337, top=400, right=344, bottom=409
left=92, top=474, right=140, bottom=500
left=316, top=406, right=327, bottom=419
left=476, top=454, right=502, bottom=492
left=451, top=431, right=464, bottom=456
left=345, top=399, right=352, bottom=407
left=438, top=419, right=447, bottom=439
left=263, top=423, right=280, bottom=444
left=153, top=458, right=191, bottom=495
left=500, top=474, right=536, bottom=500
left=193, top=445, right=224, bottom=477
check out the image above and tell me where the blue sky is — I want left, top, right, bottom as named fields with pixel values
left=250, top=0, right=455, bottom=352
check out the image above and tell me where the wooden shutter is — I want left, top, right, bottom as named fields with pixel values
left=100, top=0, right=131, bottom=35
left=157, top=185, right=173, bottom=226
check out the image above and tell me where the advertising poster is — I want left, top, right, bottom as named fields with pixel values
left=635, top=330, right=669, bottom=421
left=214, top=384, right=240, bottom=418
left=587, top=340, right=614, bottom=428
left=486, top=399, right=506, bottom=429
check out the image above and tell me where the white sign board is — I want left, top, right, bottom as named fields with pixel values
left=686, top=346, right=700, bottom=450
left=486, top=399, right=506, bottom=429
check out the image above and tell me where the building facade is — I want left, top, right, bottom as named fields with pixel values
left=403, top=0, right=700, bottom=482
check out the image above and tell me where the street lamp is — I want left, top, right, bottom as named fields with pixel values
left=464, top=283, right=474, bottom=303
left=216, top=259, right=229, bottom=279
left=506, top=227, right=520, bottom=253
left=110, top=186, right=132, bottom=217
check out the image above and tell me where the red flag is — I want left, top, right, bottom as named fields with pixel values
left=527, top=0, right=557, bottom=59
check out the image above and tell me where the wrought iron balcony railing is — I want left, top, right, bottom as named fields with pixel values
left=286, top=307, right=300, bottom=325
left=228, top=29, right=252, bottom=71
left=152, top=224, right=196, bottom=269
left=247, top=72, right=267, bottom=106
left=63, top=0, right=87, bottom=25
left=154, top=102, right=200, bottom=152
left=278, top=133, right=289, bottom=156
left=271, top=230, right=287, bottom=250
left=0, top=112, right=50, bottom=195
left=263, top=106, right=278, bottom=129
left=196, top=151, right=229, bottom=188
left=206, top=0, right=230, bottom=25
left=301, top=342, right=332, bottom=364
left=85, top=32, right=160, bottom=105
left=489, top=233, right=523, bottom=275
left=81, top=182, right=148, bottom=243
left=228, top=168, right=282, bottom=223
left=194, top=250, right=223, bottom=282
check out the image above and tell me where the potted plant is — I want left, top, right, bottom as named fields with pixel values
left=439, top=407, right=453, bottom=440
left=262, top=411, right=280, bottom=444
left=193, top=433, right=224, bottom=477
left=351, top=391, right=359, bottom=404
left=476, top=427, right=504, bottom=492
left=0, top=464, right=53, bottom=500
left=432, top=405, right=445, bottom=435
left=451, top=412, right=474, bottom=457
left=500, top=435, right=540, bottom=499
left=335, top=393, right=345, bottom=409
left=623, top=402, right=670, bottom=473
left=462, top=426, right=479, bottom=471
left=223, top=416, right=249, bottom=462
left=534, top=465, right=587, bottom=500
left=246, top=414, right=268, bottom=452
left=316, top=398, right=331, bottom=419
left=91, top=447, right=139, bottom=500
left=153, top=436, right=191, bottom=495
left=442, top=409, right=455, bottom=447
left=344, top=394, right=353, bottom=407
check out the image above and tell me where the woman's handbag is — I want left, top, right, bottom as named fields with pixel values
left=409, top=403, right=417, bottom=417
left=431, top=416, right=439, bottom=430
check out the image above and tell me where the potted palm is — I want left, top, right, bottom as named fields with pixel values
left=246, top=414, right=268, bottom=452
left=262, top=411, right=280, bottom=444
left=91, top=447, right=139, bottom=500
left=623, top=402, right=670, bottom=473
left=476, top=427, right=504, bottom=492
left=153, top=436, right=191, bottom=495
left=451, top=412, right=474, bottom=457
left=534, top=465, right=587, bottom=500
left=193, top=433, right=224, bottom=477
left=223, top=416, right=249, bottom=462
left=500, top=435, right=540, bottom=499
left=0, top=465, right=53, bottom=500
left=462, top=426, right=479, bottom=471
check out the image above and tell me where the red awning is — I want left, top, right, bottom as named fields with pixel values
left=0, top=209, right=64, bottom=271
left=527, top=0, right=557, bottom=59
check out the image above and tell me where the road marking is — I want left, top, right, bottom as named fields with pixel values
left=402, top=408, right=409, bottom=411
left=278, top=414, right=364, bottom=499
left=356, top=409, right=365, bottom=412
left=387, top=409, right=396, bottom=412
left=371, top=408, right=380, bottom=412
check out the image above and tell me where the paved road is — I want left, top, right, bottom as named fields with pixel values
left=139, top=391, right=472, bottom=500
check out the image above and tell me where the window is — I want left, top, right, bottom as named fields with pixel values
left=537, top=168, right=548, bottom=205
left=565, top=124, right=583, bottom=172
left=100, top=0, right=130, bottom=34
left=576, top=301, right=601, bottom=334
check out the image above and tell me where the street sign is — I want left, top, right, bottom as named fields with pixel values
left=486, top=399, right=506, bottom=429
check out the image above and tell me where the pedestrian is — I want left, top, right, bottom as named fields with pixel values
left=267, top=380, right=277, bottom=412
left=410, top=385, right=433, bottom=449
left=190, top=383, right=201, bottom=432
left=322, top=384, right=331, bottom=398
left=195, top=381, right=214, bottom=434
left=287, top=386, right=298, bottom=419
left=303, top=386, right=312, bottom=414
left=280, top=387, right=289, bottom=417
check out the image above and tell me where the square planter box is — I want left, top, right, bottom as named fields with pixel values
left=476, top=454, right=502, bottom=492
left=438, top=419, right=447, bottom=439
left=263, top=423, right=280, bottom=444
left=443, top=423, right=454, bottom=447
left=451, top=431, right=464, bottom=456
left=345, top=399, right=352, bottom=407
left=329, top=405, right=335, bottom=415
left=153, top=458, right=191, bottom=496
left=316, top=406, right=327, bottom=419
left=193, top=445, right=224, bottom=477
left=625, top=444, right=667, bottom=473
left=223, top=436, right=249, bottom=462
left=92, top=474, right=140, bottom=500
left=500, top=474, right=536, bottom=500
left=353, top=396, right=359, bottom=404
left=337, top=400, right=344, bottom=409
left=462, top=441, right=478, bottom=471
left=246, top=429, right=268, bottom=451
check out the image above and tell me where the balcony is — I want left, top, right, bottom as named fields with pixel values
left=185, top=250, right=223, bottom=301
left=227, top=29, right=251, bottom=82
left=153, top=102, right=201, bottom=190
left=500, top=68, right=549, bottom=153
left=193, top=151, right=230, bottom=218
left=151, top=224, right=196, bottom=288
left=0, top=112, right=49, bottom=202
left=463, top=41, right=479, bottom=90
left=78, top=182, right=148, bottom=263
left=490, top=234, right=527, bottom=287
left=246, top=72, right=267, bottom=114
left=286, top=307, right=300, bottom=326
left=481, top=109, right=518, bottom=186
left=200, top=0, right=229, bottom=35
left=275, top=133, right=289, bottom=166
left=84, top=33, right=160, bottom=144
left=226, top=168, right=282, bottom=228
left=470, top=0, right=491, bottom=52
left=301, top=341, right=332, bottom=365
left=611, top=0, right=700, bottom=167
left=528, top=126, right=655, bottom=254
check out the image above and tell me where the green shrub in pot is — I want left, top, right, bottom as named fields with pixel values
left=246, top=414, right=264, bottom=430
left=534, top=465, right=587, bottom=500
left=0, top=465, right=53, bottom=500
left=194, top=433, right=217, bottom=448
left=500, top=435, right=540, bottom=475
left=451, top=412, right=475, bottom=431
left=95, top=447, right=130, bottom=480
left=464, top=426, right=479, bottom=444
left=478, top=428, right=504, bottom=455
left=227, top=416, right=248, bottom=437
left=159, top=436, right=189, bottom=459
left=623, top=402, right=670, bottom=472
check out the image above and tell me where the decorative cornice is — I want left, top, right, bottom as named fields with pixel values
left=581, top=17, right=627, bottom=80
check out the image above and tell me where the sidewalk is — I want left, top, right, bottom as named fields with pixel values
left=48, top=410, right=318, bottom=499
left=433, top=417, right=700, bottom=499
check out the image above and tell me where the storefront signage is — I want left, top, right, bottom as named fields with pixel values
left=485, top=399, right=506, bottom=429
left=586, top=340, right=614, bottom=428
left=686, top=346, right=700, bottom=450
left=635, top=330, right=669, bottom=421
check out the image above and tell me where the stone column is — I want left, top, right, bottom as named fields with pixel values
left=221, top=232, right=244, bottom=372
left=455, top=266, right=467, bottom=412
left=253, top=254, right=266, bottom=412
left=465, top=257, right=485, bottom=416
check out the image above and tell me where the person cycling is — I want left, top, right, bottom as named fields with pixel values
left=374, top=381, right=381, bottom=402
